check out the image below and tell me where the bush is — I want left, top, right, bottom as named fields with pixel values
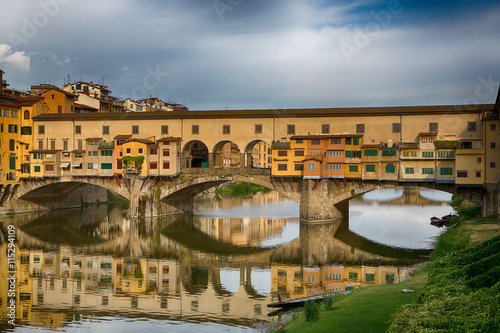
left=304, top=301, right=320, bottom=328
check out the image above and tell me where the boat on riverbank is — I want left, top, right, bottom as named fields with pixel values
left=267, top=291, right=351, bottom=309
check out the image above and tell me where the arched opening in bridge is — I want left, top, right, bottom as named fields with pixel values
left=182, top=140, right=209, bottom=168
left=244, top=140, right=272, bottom=169
left=213, top=141, right=241, bottom=168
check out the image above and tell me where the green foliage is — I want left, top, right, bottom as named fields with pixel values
left=450, top=194, right=481, bottom=218
left=431, top=221, right=470, bottom=260
left=389, top=235, right=500, bottom=332
left=323, top=295, right=334, bottom=310
left=122, top=155, right=144, bottom=168
left=304, top=301, right=320, bottom=328
left=214, top=182, right=271, bottom=198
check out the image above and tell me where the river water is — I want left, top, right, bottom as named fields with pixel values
left=0, top=188, right=452, bottom=332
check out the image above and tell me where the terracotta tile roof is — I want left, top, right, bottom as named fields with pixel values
left=291, top=133, right=363, bottom=139
left=41, top=87, right=77, bottom=97
left=361, top=144, right=380, bottom=148
left=85, top=137, right=102, bottom=141
left=29, top=149, right=61, bottom=153
left=114, top=134, right=133, bottom=139
left=123, top=138, right=155, bottom=145
left=158, top=137, right=182, bottom=142
left=419, top=132, right=438, bottom=136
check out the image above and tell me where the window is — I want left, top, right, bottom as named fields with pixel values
left=138, top=148, right=143, bottom=154
left=222, top=125, right=230, bottom=134
left=38, top=125, right=45, bottom=134
left=457, top=171, right=468, bottom=177
left=460, top=141, right=472, bottom=149
left=438, top=151, right=455, bottom=158
left=353, top=138, right=359, bottom=145
left=9, top=156, right=16, bottom=169
left=385, top=165, right=395, bottom=173
left=491, top=124, right=497, bottom=130
left=364, top=149, right=378, bottom=156
left=101, top=163, right=113, bottom=169
left=192, top=125, right=199, bottom=134
left=8, top=124, right=17, bottom=133
left=385, top=274, right=395, bottom=283
left=126, top=148, right=131, bottom=154
left=349, top=272, right=358, bottom=280
left=329, top=150, right=342, bottom=157
left=251, top=124, right=262, bottom=134
left=405, top=167, right=414, bottom=174
left=277, top=150, right=287, bottom=156
left=491, top=162, right=496, bottom=168
left=392, top=123, right=401, bottom=133
left=295, top=164, right=303, bottom=171
left=491, top=142, right=496, bottom=149
left=100, top=149, right=113, bottom=156
left=366, top=164, right=375, bottom=172
left=476, top=171, right=481, bottom=177
left=295, top=150, right=304, bottom=156
left=45, top=164, right=54, bottom=171
left=34, top=166, right=41, bottom=172
left=307, top=163, right=316, bottom=170
left=356, top=124, right=365, bottom=133
left=346, top=150, right=361, bottom=158
left=163, top=162, right=170, bottom=169
left=50, top=140, right=55, bottom=150
left=422, top=151, right=434, bottom=158
left=149, top=162, right=158, bottom=170
left=75, top=152, right=83, bottom=158
left=440, top=167, right=453, bottom=175
left=329, top=163, right=342, bottom=171
left=9, top=139, right=15, bottom=151
left=277, top=164, right=287, bottom=171
left=382, top=149, right=397, bottom=156
left=467, top=121, right=476, bottom=132
left=132, top=125, right=139, bottom=134
left=331, top=138, right=341, bottom=144
left=349, top=165, right=358, bottom=172
left=321, top=124, right=330, bottom=134
left=150, top=148, right=157, bottom=155
left=311, top=139, right=320, bottom=145
left=411, top=151, right=417, bottom=157
left=477, top=157, right=482, bottom=163
left=163, top=149, right=170, bottom=157
left=422, top=168, right=434, bottom=175
left=429, top=122, right=438, bottom=132
left=102, top=125, right=109, bottom=135
left=345, top=138, right=352, bottom=145
left=161, top=125, right=169, bottom=135
left=20, top=126, right=32, bottom=135
left=38, top=140, right=43, bottom=150
left=366, top=273, right=375, bottom=282
left=24, top=110, right=30, bottom=119
left=287, top=124, right=295, bottom=135
left=75, top=125, right=81, bottom=134
left=295, top=139, right=303, bottom=143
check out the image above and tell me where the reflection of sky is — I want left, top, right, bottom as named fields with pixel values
left=349, top=203, right=450, bottom=249
left=419, top=189, right=453, bottom=202
left=194, top=200, right=299, bottom=219
left=259, top=220, right=299, bottom=248
left=361, top=189, right=403, bottom=201
left=219, top=268, right=271, bottom=296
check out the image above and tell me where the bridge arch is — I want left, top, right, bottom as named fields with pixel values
left=182, top=140, right=209, bottom=168
left=244, top=140, right=272, bottom=169
left=212, top=140, right=241, bottom=168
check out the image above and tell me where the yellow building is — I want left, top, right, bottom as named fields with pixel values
left=344, top=135, right=363, bottom=178
left=361, top=144, right=380, bottom=180
left=40, top=88, right=76, bottom=114
left=272, top=138, right=308, bottom=177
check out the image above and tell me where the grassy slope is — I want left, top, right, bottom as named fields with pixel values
left=284, top=274, right=426, bottom=333
left=282, top=220, right=500, bottom=333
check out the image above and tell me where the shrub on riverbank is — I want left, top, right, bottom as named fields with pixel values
left=389, top=235, right=500, bottom=332
left=214, top=182, right=271, bottom=197
left=450, top=194, right=481, bottom=218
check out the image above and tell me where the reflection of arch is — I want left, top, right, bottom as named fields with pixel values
left=182, top=140, right=209, bottom=168
left=213, top=141, right=240, bottom=168
left=244, top=140, right=272, bottom=169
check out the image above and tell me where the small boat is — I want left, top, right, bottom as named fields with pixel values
left=267, top=291, right=351, bottom=309
left=430, top=216, right=446, bottom=227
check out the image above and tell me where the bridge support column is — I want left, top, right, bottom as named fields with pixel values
left=299, top=179, right=349, bottom=222
left=482, top=184, right=499, bottom=217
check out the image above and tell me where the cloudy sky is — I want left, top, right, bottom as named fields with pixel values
left=0, top=0, right=499, bottom=110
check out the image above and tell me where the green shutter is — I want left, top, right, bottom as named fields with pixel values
left=9, top=139, right=15, bottom=151
left=385, top=165, right=395, bottom=173
left=34, top=166, right=41, bottom=172
left=349, top=165, right=358, bottom=172
left=345, top=151, right=352, bottom=158
left=9, top=156, right=16, bottom=170
left=405, top=167, right=414, bottom=174
left=366, top=164, right=375, bottom=172
left=353, top=138, right=359, bottom=145
left=364, top=149, right=377, bottom=156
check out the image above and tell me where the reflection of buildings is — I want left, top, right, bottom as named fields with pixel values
left=271, top=263, right=414, bottom=302
left=251, top=141, right=272, bottom=168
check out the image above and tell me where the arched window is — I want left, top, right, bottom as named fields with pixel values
left=24, top=110, right=30, bottom=119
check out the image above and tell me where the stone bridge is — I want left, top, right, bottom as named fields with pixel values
left=0, top=167, right=496, bottom=221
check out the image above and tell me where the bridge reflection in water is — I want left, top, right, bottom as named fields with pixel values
left=0, top=189, right=448, bottom=331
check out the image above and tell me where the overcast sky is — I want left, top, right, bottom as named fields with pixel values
left=0, top=0, right=499, bottom=110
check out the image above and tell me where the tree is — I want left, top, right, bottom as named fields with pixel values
left=304, top=301, right=320, bottom=328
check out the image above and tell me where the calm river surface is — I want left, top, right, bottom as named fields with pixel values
left=0, top=188, right=452, bottom=332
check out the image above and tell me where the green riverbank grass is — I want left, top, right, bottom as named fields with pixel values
left=283, top=273, right=427, bottom=333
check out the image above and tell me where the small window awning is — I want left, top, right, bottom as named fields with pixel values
left=71, top=162, right=82, bottom=168
left=60, top=162, right=70, bottom=168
